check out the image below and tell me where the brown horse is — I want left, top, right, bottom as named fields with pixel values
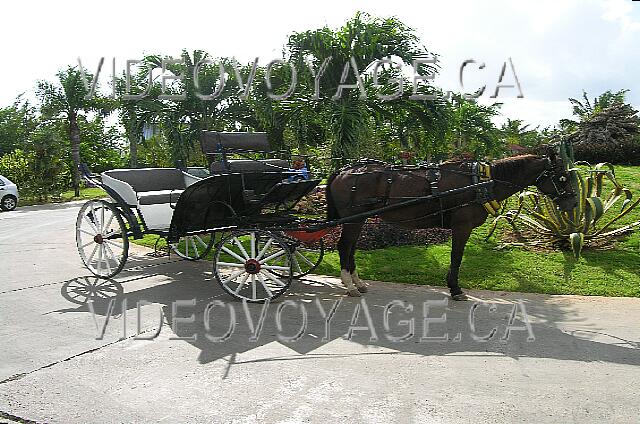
left=325, top=152, right=578, bottom=300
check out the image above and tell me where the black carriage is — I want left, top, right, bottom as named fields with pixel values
left=76, top=132, right=325, bottom=302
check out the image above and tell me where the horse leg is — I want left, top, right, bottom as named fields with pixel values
left=347, top=223, right=367, bottom=293
left=337, top=222, right=364, bottom=297
left=447, top=225, right=472, bottom=301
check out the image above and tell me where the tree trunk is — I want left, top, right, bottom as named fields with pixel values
left=129, top=131, right=138, bottom=168
left=68, top=112, right=81, bottom=197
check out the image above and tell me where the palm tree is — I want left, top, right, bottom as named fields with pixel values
left=447, top=95, right=503, bottom=157
left=144, top=51, right=236, bottom=166
left=286, top=12, right=435, bottom=166
left=37, top=67, right=110, bottom=196
left=569, top=89, right=628, bottom=121
left=114, top=71, right=163, bottom=168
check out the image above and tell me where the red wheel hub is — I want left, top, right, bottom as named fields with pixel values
left=93, top=234, right=104, bottom=244
left=244, top=259, right=261, bottom=274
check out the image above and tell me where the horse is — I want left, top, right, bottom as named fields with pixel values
left=325, top=150, right=578, bottom=300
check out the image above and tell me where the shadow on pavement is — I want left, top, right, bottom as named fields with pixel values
left=54, top=255, right=640, bottom=375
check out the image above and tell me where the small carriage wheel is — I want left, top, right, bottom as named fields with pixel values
left=170, top=233, right=215, bottom=261
left=214, top=229, right=293, bottom=303
left=276, top=237, right=325, bottom=278
left=76, top=200, right=129, bottom=279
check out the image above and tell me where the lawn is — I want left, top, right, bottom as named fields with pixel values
left=19, top=187, right=106, bottom=206
left=316, top=165, right=640, bottom=297
left=128, top=165, right=640, bottom=297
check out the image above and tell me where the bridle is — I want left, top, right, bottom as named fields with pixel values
left=534, top=157, right=574, bottom=203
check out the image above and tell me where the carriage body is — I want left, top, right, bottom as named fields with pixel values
left=76, top=132, right=325, bottom=302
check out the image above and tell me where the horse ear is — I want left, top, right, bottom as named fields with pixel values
left=534, top=144, right=552, bottom=157
left=545, top=145, right=557, bottom=161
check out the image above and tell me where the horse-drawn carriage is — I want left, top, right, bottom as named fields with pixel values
left=77, top=132, right=325, bottom=302
left=77, top=133, right=576, bottom=302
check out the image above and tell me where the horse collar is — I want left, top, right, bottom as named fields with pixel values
left=472, top=162, right=502, bottom=216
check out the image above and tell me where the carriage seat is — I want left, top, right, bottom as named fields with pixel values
left=136, top=190, right=183, bottom=205
left=101, top=168, right=193, bottom=206
left=210, top=159, right=289, bottom=174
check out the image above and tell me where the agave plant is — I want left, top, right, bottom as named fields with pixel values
left=487, top=142, right=640, bottom=258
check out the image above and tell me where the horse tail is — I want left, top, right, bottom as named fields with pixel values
left=325, top=172, right=340, bottom=221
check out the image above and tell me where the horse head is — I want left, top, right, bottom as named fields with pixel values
left=535, top=146, right=578, bottom=212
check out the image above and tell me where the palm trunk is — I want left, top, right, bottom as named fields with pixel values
left=129, top=131, right=138, bottom=168
left=68, top=112, right=81, bottom=197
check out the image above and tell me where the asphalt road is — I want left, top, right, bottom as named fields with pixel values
left=0, top=202, right=639, bottom=423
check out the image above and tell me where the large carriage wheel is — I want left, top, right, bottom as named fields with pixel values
left=170, top=233, right=215, bottom=261
left=278, top=237, right=325, bottom=278
left=76, top=200, right=129, bottom=279
left=214, top=229, right=293, bottom=302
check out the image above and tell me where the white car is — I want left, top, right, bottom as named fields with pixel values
left=0, top=175, right=19, bottom=211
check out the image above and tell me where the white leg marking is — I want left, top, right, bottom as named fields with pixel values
left=351, top=270, right=365, bottom=288
left=342, top=269, right=361, bottom=297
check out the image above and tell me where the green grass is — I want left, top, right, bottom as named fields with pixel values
left=130, top=165, right=640, bottom=297
left=20, top=187, right=106, bottom=206
left=316, top=165, right=640, bottom=297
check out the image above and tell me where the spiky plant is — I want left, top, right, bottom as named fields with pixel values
left=487, top=141, right=640, bottom=258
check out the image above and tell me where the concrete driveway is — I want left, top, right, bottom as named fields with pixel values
left=0, top=202, right=639, bottom=423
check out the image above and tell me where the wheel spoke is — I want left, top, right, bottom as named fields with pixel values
left=102, top=246, right=112, bottom=275
left=250, top=232, right=256, bottom=258
left=251, top=275, right=257, bottom=299
left=191, top=237, right=199, bottom=258
left=262, top=270, right=286, bottom=287
left=256, top=238, right=273, bottom=260
left=295, top=251, right=316, bottom=267
left=221, top=245, right=246, bottom=263
left=220, top=269, right=245, bottom=285
left=103, top=212, right=115, bottom=233
left=103, top=242, right=119, bottom=264
left=79, top=228, right=95, bottom=237
left=90, top=203, right=100, bottom=231
left=234, top=273, right=250, bottom=294
left=233, top=237, right=250, bottom=259
left=217, top=261, right=245, bottom=268
left=259, top=248, right=287, bottom=264
left=195, top=235, right=208, bottom=249
left=261, top=265, right=291, bottom=271
left=257, top=274, right=273, bottom=297
left=100, top=205, right=105, bottom=232
left=104, top=240, right=124, bottom=251
left=292, top=257, right=303, bottom=274
left=83, top=216, right=98, bottom=233
left=96, top=242, right=103, bottom=275
left=80, top=240, right=93, bottom=249
left=87, top=243, right=99, bottom=263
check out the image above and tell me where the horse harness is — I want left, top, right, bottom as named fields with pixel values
left=347, top=161, right=503, bottom=219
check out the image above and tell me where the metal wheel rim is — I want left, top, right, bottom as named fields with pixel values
left=2, top=197, right=16, bottom=209
left=76, top=200, right=129, bottom=278
left=214, top=230, right=292, bottom=302
left=170, top=233, right=214, bottom=260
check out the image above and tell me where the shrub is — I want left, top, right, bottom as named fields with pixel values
left=488, top=142, right=640, bottom=258
left=0, top=149, right=31, bottom=188
left=573, top=138, right=640, bottom=165
left=296, top=186, right=451, bottom=250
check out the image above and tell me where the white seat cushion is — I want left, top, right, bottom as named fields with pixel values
left=137, top=189, right=183, bottom=205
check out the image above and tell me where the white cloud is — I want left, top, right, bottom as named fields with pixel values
left=0, top=0, right=638, bottom=128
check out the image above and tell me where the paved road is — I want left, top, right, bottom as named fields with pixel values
left=0, top=202, right=639, bottom=423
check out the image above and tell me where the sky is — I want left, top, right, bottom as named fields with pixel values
left=0, top=0, right=638, bottom=128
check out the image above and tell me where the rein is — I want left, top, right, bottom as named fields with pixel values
left=342, top=155, right=571, bottom=224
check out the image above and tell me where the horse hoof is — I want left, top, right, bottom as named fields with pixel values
left=451, top=292, right=468, bottom=301
left=357, top=285, right=368, bottom=293
left=347, top=289, right=362, bottom=297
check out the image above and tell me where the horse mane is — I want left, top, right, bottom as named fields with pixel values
left=491, top=154, right=539, bottom=181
